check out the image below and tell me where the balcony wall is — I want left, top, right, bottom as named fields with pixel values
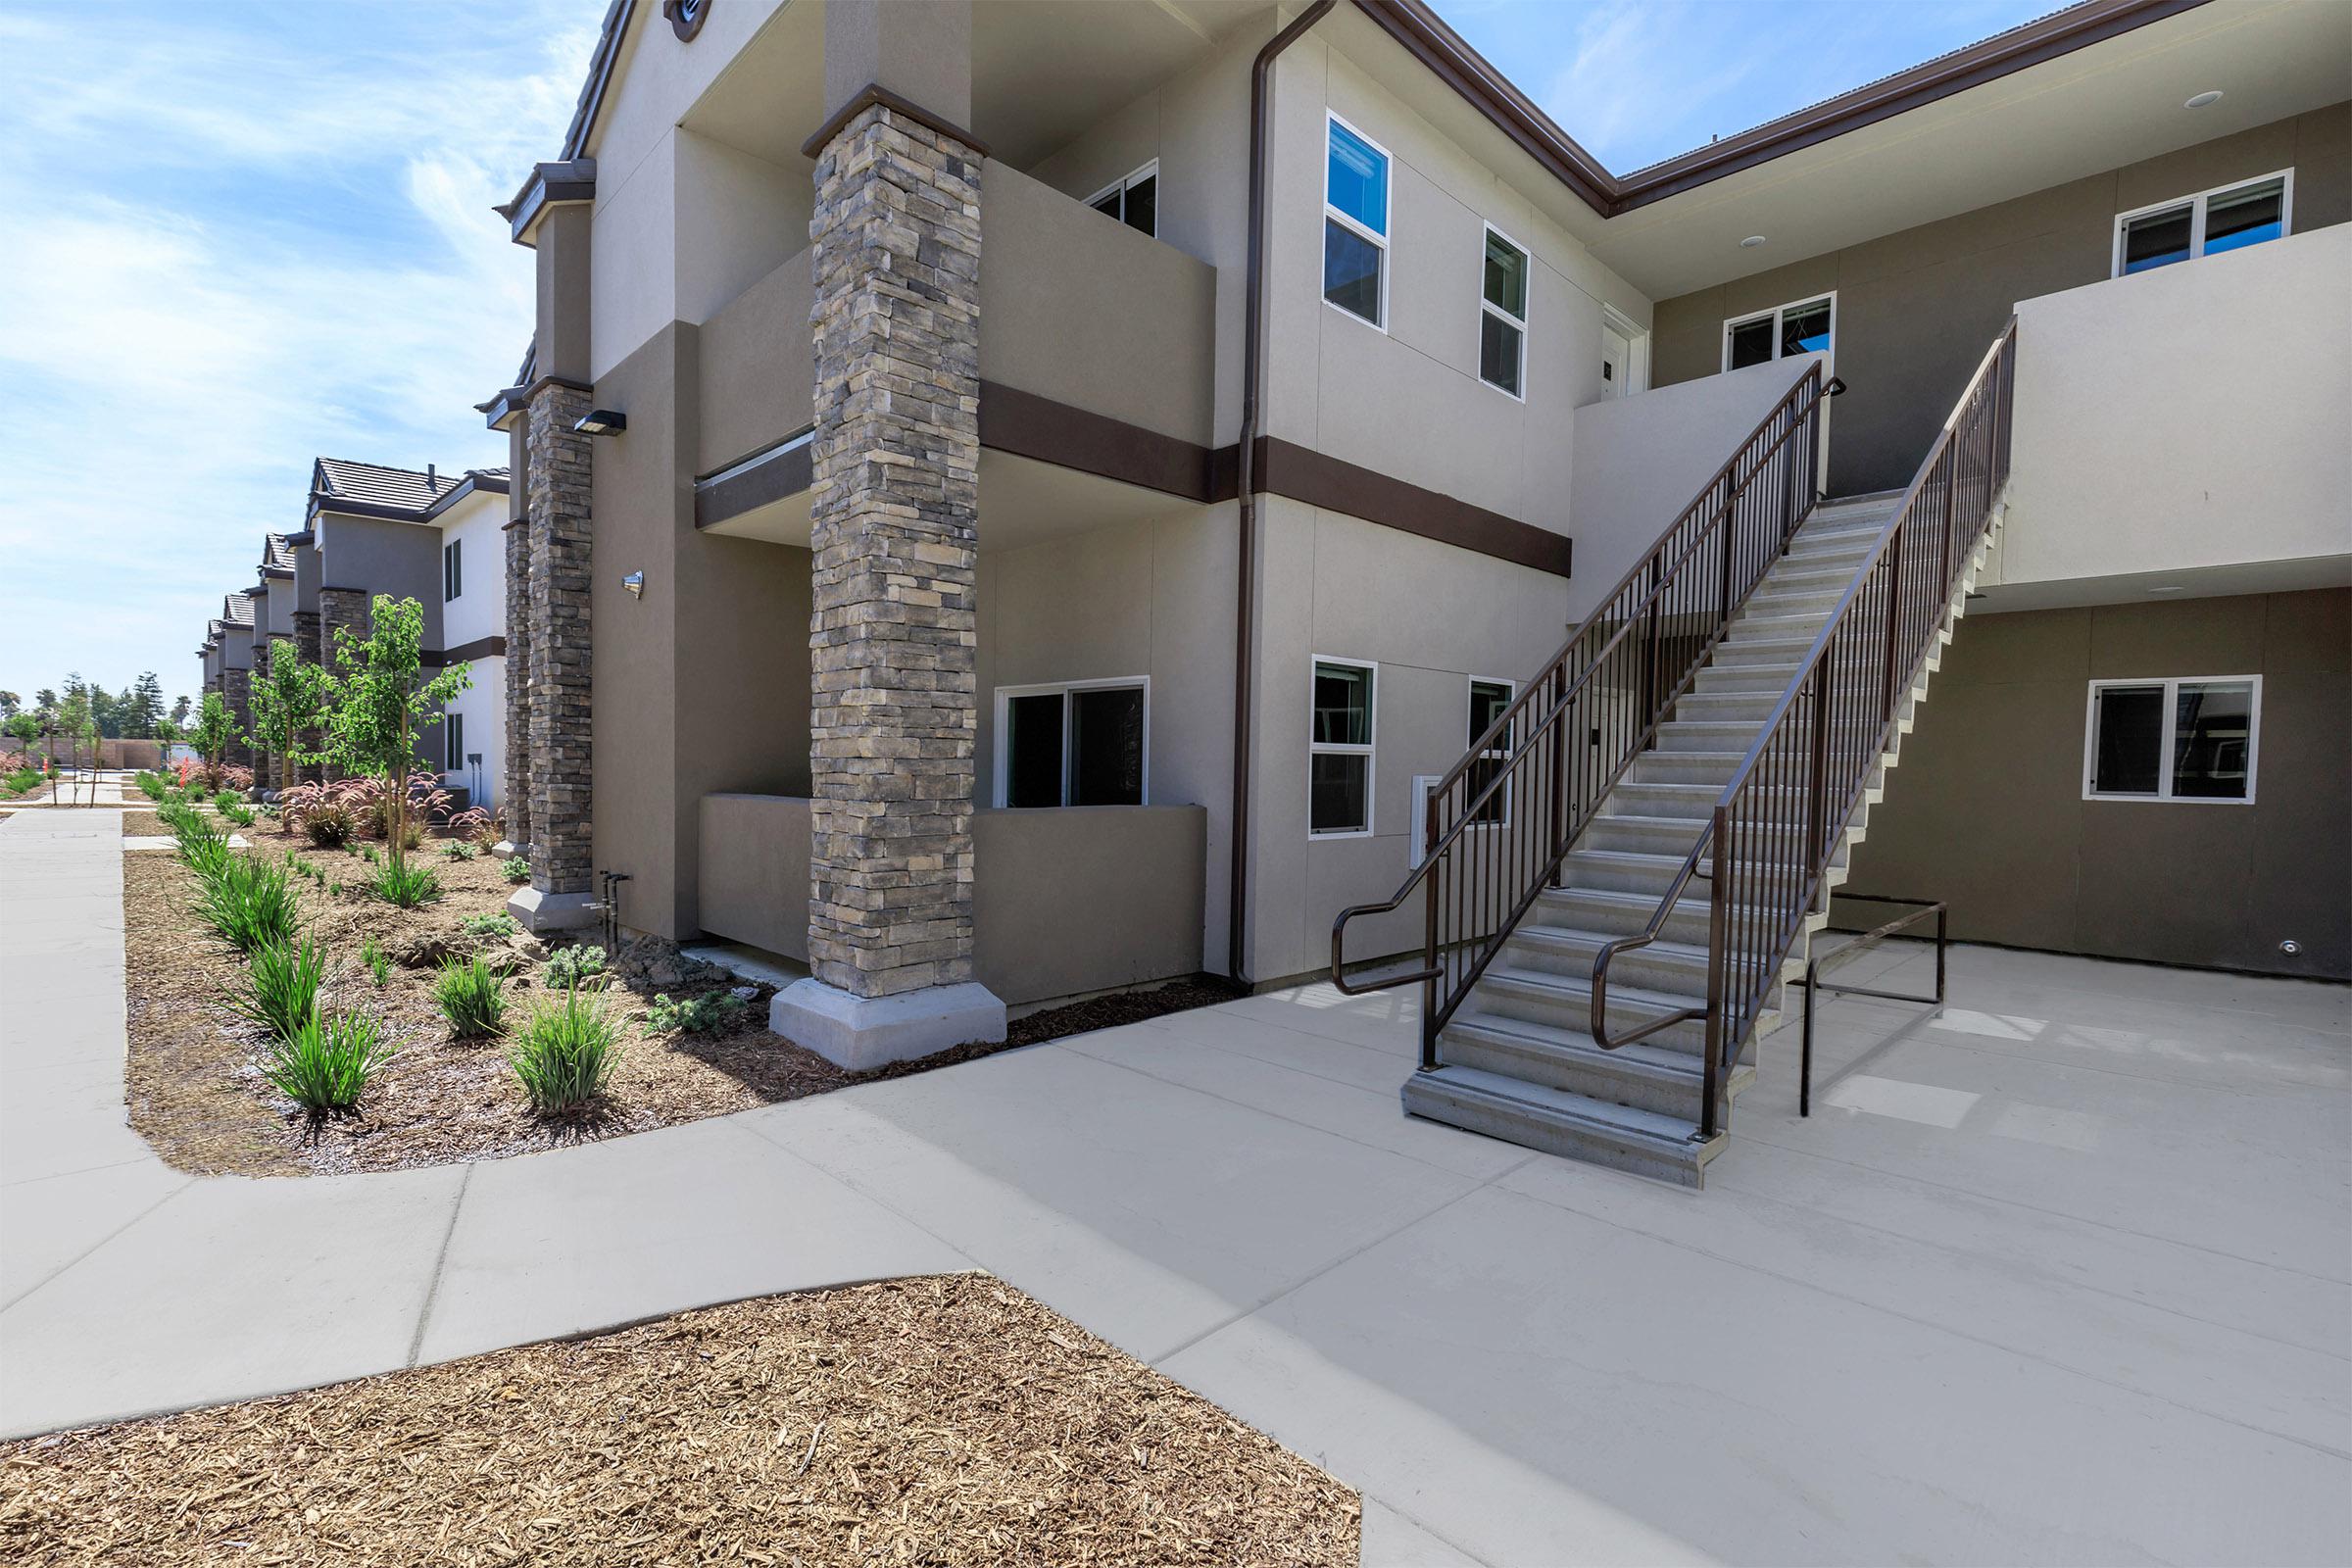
left=692, top=162, right=1218, bottom=480
left=1995, top=224, right=2351, bottom=594
left=697, top=795, right=1206, bottom=1006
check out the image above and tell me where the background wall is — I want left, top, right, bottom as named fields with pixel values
left=1841, top=590, right=2350, bottom=979
left=1651, top=104, right=2351, bottom=496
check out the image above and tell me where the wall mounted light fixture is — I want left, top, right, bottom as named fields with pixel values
left=623, top=571, right=645, bottom=598
left=574, top=410, right=628, bottom=436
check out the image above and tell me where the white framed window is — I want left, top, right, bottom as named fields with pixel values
left=443, top=539, right=462, bottom=601
left=995, top=678, right=1149, bottom=808
left=2083, top=675, right=2260, bottom=804
left=1085, top=160, right=1158, bottom=238
left=1478, top=225, right=1529, bottom=399
left=445, top=710, right=465, bottom=773
left=1723, top=293, right=1835, bottom=372
left=1466, top=676, right=1514, bottom=826
left=2113, top=171, right=2291, bottom=277
left=1309, top=656, right=1376, bottom=837
left=1323, top=113, right=1390, bottom=329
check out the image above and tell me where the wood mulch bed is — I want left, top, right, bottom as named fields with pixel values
left=123, top=815, right=1244, bottom=1178
left=0, top=1274, right=1360, bottom=1567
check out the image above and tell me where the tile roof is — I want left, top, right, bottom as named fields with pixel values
left=263, top=532, right=298, bottom=572
left=220, top=591, right=255, bottom=628
left=314, top=457, right=462, bottom=512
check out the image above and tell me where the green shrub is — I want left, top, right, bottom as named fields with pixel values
left=164, top=805, right=232, bottom=881
left=221, top=803, right=257, bottom=828
left=358, top=844, right=379, bottom=864
left=647, top=990, right=749, bottom=1037
left=509, top=988, right=620, bottom=1113
left=369, top=857, right=442, bottom=908
left=540, top=944, right=607, bottom=991
left=225, top=939, right=325, bottom=1041
left=502, top=855, right=531, bottom=884
left=442, top=840, right=479, bottom=861
left=361, top=937, right=391, bottom=987
left=459, top=912, right=519, bottom=939
left=213, top=789, right=241, bottom=811
left=264, top=1010, right=393, bottom=1113
left=433, top=956, right=509, bottom=1039
left=195, top=854, right=299, bottom=953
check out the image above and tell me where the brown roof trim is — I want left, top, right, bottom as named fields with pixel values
left=1353, top=0, right=2210, bottom=217
left=801, top=82, right=990, bottom=161
left=696, top=382, right=1571, bottom=579
left=498, top=158, right=598, bottom=246
left=426, top=635, right=508, bottom=667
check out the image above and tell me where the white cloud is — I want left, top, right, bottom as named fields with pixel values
left=0, top=1, right=600, bottom=701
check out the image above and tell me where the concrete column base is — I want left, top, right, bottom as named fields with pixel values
left=507, top=885, right=598, bottom=934
left=769, top=978, right=1006, bottom=1072
left=492, top=840, right=529, bottom=859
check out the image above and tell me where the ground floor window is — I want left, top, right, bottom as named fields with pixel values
left=2084, top=676, right=2259, bottom=802
left=997, top=679, right=1147, bottom=808
left=1310, top=658, right=1375, bottom=837
left=1466, top=676, right=1514, bottom=826
left=445, top=710, right=465, bottom=773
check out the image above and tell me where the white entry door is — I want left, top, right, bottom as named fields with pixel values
left=1600, top=323, right=1633, bottom=398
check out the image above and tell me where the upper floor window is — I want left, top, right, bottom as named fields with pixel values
left=1086, top=162, right=1157, bottom=238
left=998, top=679, right=1148, bottom=808
left=2084, top=675, right=2259, bottom=803
left=2114, top=172, right=2290, bottom=277
left=443, top=539, right=462, bottom=602
left=1479, top=227, right=1528, bottom=398
left=1323, top=115, right=1390, bottom=328
left=1725, top=294, right=1833, bottom=371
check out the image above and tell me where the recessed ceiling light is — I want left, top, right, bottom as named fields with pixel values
left=1740, top=235, right=1766, bottom=248
left=2184, top=90, right=2224, bottom=109
left=2148, top=585, right=2184, bottom=594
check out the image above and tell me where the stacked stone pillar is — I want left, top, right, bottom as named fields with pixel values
left=318, top=588, right=370, bottom=782
left=521, top=382, right=594, bottom=911
left=501, top=516, right=533, bottom=851
left=220, top=664, right=253, bottom=769
left=770, top=82, right=1005, bottom=1068
left=291, top=611, right=325, bottom=784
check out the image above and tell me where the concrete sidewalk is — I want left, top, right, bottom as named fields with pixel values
left=3, top=805, right=2346, bottom=1565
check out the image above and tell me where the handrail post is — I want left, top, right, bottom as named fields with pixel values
left=1420, top=784, right=1440, bottom=1071
left=1881, top=517, right=1905, bottom=722
left=1804, top=642, right=1833, bottom=879
left=1545, top=663, right=1567, bottom=888
left=1700, top=805, right=1728, bottom=1140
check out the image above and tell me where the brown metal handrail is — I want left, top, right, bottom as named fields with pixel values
left=1331, top=362, right=1829, bottom=1070
left=1592, top=319, right=2018, bottom=1137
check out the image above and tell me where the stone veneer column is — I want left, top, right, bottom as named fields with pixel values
left=291, top=611, right=324, bottom=784
left=220, top=664, right=253, bottom=769
left=508, top=381, right=596, bottom=931
left=769, top=98, right=1004, bottom=1069
left=501, top=516, right=533, bottom=853
left=247, top=639, right=272, bottom=786
left=318, top=588, right=370, bottom=782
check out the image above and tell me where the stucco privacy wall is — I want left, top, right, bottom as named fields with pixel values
left=697, top=794, right=1206, bottom=1006
left=316, top=514, right=444, bottom=649
left=1249, top=494, right=1576, bottom=984
left=592, top=323, right=814, bottom=943
left=1565, top=355, right=1821, bottom=622
left=1840, top=590, right=2351, bottom=979
left=1995, top=225, right=2351, bottom=590
left=1651, top=104, right=2352, bottom=496
left=1253, top=34, right=1652, bottom=535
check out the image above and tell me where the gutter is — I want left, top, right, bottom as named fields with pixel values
left=1229, top=0, right=1337, bottom=987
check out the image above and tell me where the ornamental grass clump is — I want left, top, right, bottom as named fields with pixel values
left=361, top=937, right=391, bottom=987
left=433, top=956, right=508, bottom=1040
left=226, top=939, right=326, bottom=1041
left=509, top=986, right=620, bottom=1113
left=264, top=1010, right=393, bottom=1114
left=166, top=806, right=232, bottom=882
left=196, top=854, right=299, bottom=954
left=370, top=857, right=442, bottom=908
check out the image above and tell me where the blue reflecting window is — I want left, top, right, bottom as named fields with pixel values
left=2116, top=175, right=2289, bottom=276
left=1326, top=119, right=1388, bottom=235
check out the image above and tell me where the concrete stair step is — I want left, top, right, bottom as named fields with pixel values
left=1401, top=1065, right=1726, bottom=1188
left=1438, top=1010, right=1753, bottom=1120
left=1470, top=962, right=1715, bottom=1054
left=1692, top=662, right=1806, bottom=694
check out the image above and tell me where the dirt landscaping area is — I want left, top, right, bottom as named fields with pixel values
left=122, top=808, right=1241, bottom=1177
left=0, top=1274, right=1360, bottom=1567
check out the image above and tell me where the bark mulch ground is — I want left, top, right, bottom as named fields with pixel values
left=124, top=816, right=1246, bottom=1178
left=0, top=1275, right=1360, bottom=1567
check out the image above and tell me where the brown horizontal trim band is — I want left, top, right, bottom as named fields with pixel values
left=1250, top=435, right=1573, bottom=578
left=427, top=635, right=508, bottom=666
left=319, top=585, right=374, bottom=596
left=801, top=82, right=990, bottom=161
left=979, top=381, right=1216, bottom=503
left=695, top=436, right=814, bottom=529
left=1355, top=0, right=2207, bottom=218
left=520, top=372, right=595, bottom=401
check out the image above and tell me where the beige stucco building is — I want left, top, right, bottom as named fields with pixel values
left=480, top=0, right=2346, bottom=1168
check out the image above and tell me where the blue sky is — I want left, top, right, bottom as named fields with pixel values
left=0, top=0, right=2049, bottom=706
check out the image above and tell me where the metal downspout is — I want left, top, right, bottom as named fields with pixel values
left=1229, top=0, right=1337, bottom=986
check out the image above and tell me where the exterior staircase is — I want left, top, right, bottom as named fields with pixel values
left=1399, top=492, right=2005, bottom=1186
left=1335, top=325, right=2020, bottom=1189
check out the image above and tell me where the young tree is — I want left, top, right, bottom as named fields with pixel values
left=322, top=595, right=469, bottom=874
left=189, top=692, right=242, bottom=784
left=4, top=711, right=39, bottom=777
left=55, top=683, right=92, bottom=804
left=250, top=650, right=328, bottom=791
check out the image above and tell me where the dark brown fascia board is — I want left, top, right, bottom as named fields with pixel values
left=561, top=0, right=635, bottom=161
left=498, top=158, right=598, bottom=246
left=799, top=83, right=991, bottom=161
left=285, top=530, right=314, bottom=547
left=1354, top=0, right=2210, bottom=218
left=422, top=470, right=512, bottom=520
left=307, top=495, right=425, bottom=527
left=698, top=383, right=1573, bottom=580
left=424, top=635, right=508, bottom=667
left=261, top=566, right=293, bottom=580
left=476, top=385, right=527, bottom=431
